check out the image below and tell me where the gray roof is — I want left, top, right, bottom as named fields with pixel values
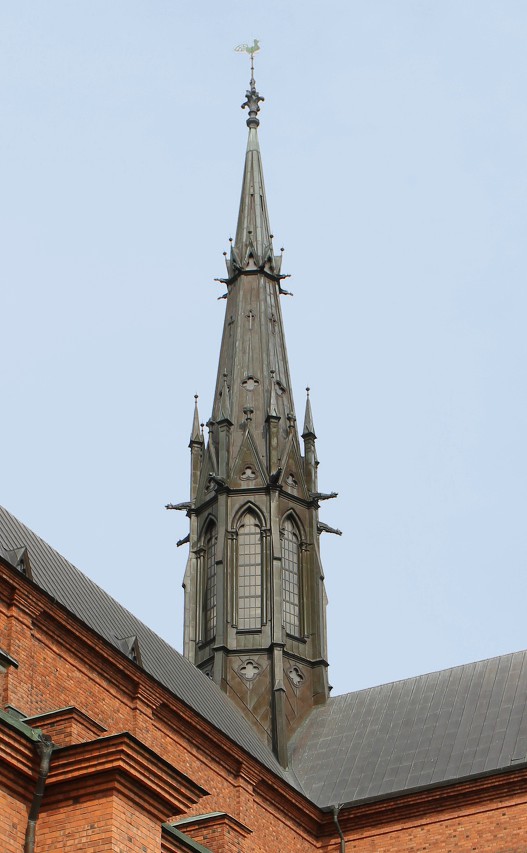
left=0, top=505, right=288, bottom=783
left=2, top=504, right=527, bottom=811
left=290, top=650, right=527, bottom=808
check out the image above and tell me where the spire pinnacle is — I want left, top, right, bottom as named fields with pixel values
left=267, top=368, right=279, bottom=419
left=302, top=387, right=317, bottom=438
left=190, top=394, right=202, bottom=443
left=218, top=369, right=232, bottom=422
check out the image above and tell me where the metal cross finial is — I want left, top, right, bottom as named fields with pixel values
left=235, top=39, right=264, bottom=128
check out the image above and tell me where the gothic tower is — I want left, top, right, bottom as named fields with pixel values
left=180, top=71, right=339, bottom=767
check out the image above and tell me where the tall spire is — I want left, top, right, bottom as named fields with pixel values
left=182, top=63, right=334, bottom=766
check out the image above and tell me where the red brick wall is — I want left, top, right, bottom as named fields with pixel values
left=37, top=794, right=114, bottom=851
left=0, top=566, right=319, bottom=852
left=0, top=788, right=29, bottom=853
left=2, top=563, right=527, bottom=853
left=322, top=781, right=527, bottom=853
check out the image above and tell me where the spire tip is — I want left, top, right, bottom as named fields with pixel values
left=236, top=39, right=264, bottom=128
left=191, top=393, right=202, bottom=443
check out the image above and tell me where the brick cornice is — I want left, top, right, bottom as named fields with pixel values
left=173, top=811, right=252, bottom=838
left=318, top=764, right=527, bottom=841
left=133, top=679, right=161, bottom=707
left=0, top=717, right=36, bottom=793
left=44, top=732, right=209, bottom=818
left=23, top=705, right=108, bottom=742
left=0, top=573, right=16, bottom=606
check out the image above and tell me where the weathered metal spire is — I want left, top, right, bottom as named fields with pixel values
left=182, top=60, right=333, bottom=767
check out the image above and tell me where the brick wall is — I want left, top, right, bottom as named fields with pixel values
left=0, top=563, right=319, bottom=852
left=0, top=788, right=29, bottom=853
left=2, top=561, right=527, bottom=853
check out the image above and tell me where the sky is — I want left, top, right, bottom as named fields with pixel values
left=1, top=1, right=526, bottom=697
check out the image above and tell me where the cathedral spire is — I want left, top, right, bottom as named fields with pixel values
left=182, top=67, right=332, bottom=766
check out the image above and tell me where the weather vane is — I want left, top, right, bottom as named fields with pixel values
left=234, top=39, right=261, bottom=79
left=234, top=40, right=264, bottom=128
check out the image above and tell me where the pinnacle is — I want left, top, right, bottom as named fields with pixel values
left=302, top=387, right=316, bottom=438
left=218, top=371, right=232, bottom=423
left=190, top=395, right=202, bottom=444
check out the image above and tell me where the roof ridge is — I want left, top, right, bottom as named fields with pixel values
left=329, top=648, right=527, bottom=701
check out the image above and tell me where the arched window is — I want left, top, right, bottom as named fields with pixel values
left=237, top=511, right=262, bottom=630
left=281, top=518, right=300, bottom=635
left=204, top=525, right=217, bottom=641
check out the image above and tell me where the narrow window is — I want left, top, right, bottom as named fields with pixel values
left=237, top=512, right=262, bottom=630
left=204, top=527, right=217, bottom=641
left=281, top=518, right=300, bottom=635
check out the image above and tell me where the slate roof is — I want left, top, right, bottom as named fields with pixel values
left=0, top=505, right=289, bottom=784
left=290, top=650, right=527, bottom=808
left=2, top=504, right=527, bottom=811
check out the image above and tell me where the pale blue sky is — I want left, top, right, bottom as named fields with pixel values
left=1, top=2, right=526, bottom=695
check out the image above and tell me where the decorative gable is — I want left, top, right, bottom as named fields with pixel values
left=195, top=443, right=218, bottom=506
left=278, top=435, right=309, bottom=501
left=229, top=428, right=267, bottom=488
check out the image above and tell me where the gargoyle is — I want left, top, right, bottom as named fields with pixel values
left=317, top=522, right=342, bottom=536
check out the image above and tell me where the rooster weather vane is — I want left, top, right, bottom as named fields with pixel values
left=234, top=38, right=261, bottom=65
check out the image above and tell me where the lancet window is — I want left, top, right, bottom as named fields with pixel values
left=281, top=517, right=301, bottom=635
left=237, top=511, right=262, bottom=630
left=204, top=524, right=217, bottom=641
